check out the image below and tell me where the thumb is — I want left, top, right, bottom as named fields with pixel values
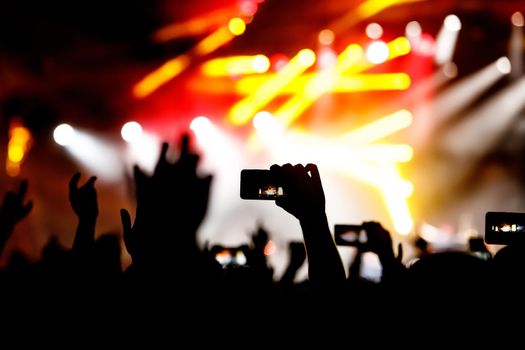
left=120, top=208, right=132, bottom=238
left=396, top=242, right=403, bottom=263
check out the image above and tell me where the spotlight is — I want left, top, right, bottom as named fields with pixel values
left=297, top=49, right=316, bottom=67
left=511, top=11, right=524, bottom=27
left=444, top=14, right=461, bottom=32
left=253, top=111, right=274, bottom=130
left=53, top=123, right=75, bottom=146
left=318, top=29, right=335, bottom=46
left=190, top=116, right=211, bottom=131
left=366, top=23, right=383, bottom=40
left=366, top=40, right=389, bottom=64
left=442, top=62, right=458, bottom=78
left=228, top=17, right=246, bottom=36
left=121, top=121, right=143, bottom=143
left=496, top=57, right=512, bottom=74
left=252, top=55, right=270, bottom=73
left=405, top=21, right=422, bottom=38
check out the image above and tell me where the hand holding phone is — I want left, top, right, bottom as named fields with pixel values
left=240, top=169, right=284, bottom=200
left=485, top=211, right=525, bottom=244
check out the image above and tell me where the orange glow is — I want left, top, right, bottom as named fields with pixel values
left=228, top=49, right=316, bottom=125
left=153, top=6, right=238, bottom=42
left=6, top=123, right=32, bottom=177
left=228, top=17, right=246, bottom=36
left=201, top=55, right=270, bottom=77
left=264, top=240, right=276, bottom=256
left=194, top=26, right=235, bottom=56
left=133, top=54, right=191, bottom=98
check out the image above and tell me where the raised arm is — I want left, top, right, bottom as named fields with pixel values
left=270, top=163, right=345, bottom=289
left=69, top=173, right=98, bottom=254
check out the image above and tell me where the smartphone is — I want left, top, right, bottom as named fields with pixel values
left=334, top=224, right=368, bottom=247
left=485, top=211, right=525, bottom=244
left=240, top=169, right=284, bottom=200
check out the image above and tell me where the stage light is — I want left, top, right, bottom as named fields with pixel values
left=317, top=47, right=338, bottom=69
left=228, top=17, right=246, bottom=36
left=444, top=14, right=461, bottom=32
left=54, top=123, right=75, bottom=146
left=252, top=111, right=274, bottom=130
left=512, top=11, right=524, bottom=27
left=121, top=121, right=143, bottom=143
left=366, top=40, right=390, bottom=64
left=435, top=15, right=461, bottom=65
left=228, top=48, right=316, bottom=125
left=240, top=1, right=258, bottom=17
left=133, top=55, right=191, bottom=98
left=405, top=21, right=422, bottom=38
left=496, top=57, right=512, bottom=74
left=366, top=23, right=383, bottom=39
left=190, top=116, right=212, bottom=131
left=318, top=29, right=335, bottom=45
left=202, top=55, right=270, bottom=76
left=252, top=55, right=270, bottom=73
left=442, top=62, right=458, bottom=78
left=297, top=49, right=316, bottom=67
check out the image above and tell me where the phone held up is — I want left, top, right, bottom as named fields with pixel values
left=240, top=169, right=284, bottom=200
left=485, top=211, right=525, bottom=245
left=334, top=224, right=368, bottom=247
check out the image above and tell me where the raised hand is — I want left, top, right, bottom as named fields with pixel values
left=270, top=163, right=345, bottom=289
left=68, top=173, right=98, bottom=253
left=69, top=173, right=98, bottom=220
left=0, top=180, right=33, bottom=255
left=270, top=163, right=325, bottom=220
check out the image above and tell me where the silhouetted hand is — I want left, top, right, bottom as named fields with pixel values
left=270, top=163, right=325, bottom=220
left=69, top=173, right=98, bottom=220
left=361, top=221, right=395, bottom=259
left=270, top=163, right=345, bottom=289
left=68, top=173, right=98, bottom=253
left=0, top=180, right=33, bottom=255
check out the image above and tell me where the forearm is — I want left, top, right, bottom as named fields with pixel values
left=72, top=217, right=96, bottom=252
left=299, top=212, right=346, bottom=287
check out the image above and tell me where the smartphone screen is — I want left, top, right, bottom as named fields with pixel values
left=485, top=211, right=525, bottom=244
left=240, top=169, right=284, bottom=200
left=334, top=224, right=368, bottom=246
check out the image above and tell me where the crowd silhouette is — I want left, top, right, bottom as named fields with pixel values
left=0, top=133, right=521, bottom=307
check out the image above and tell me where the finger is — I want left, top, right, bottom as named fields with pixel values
left=156, top=142, right=169, bottom=165
left=180, top=133, right=190, bottom=158
left=22, top=201, right=33, bottom=217
left=86, top=176, right=97, bottom=187
left=18, top=180, right=29, bottom=199
left=69, top=172, right=81, bottom=193
left=120, top=209, right=132, bottom=236
left=133, top=165, right=146, bottom=184
left=305, top=163, right=321, bottom=183
left=396, top=243, right=403, bottom=262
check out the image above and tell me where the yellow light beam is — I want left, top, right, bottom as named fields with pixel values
left=235, top=72, right=411, bottom=94
left=335, top=109, right=413, bottom=145
left=273, top=44, right=364, bottom=125
left=329, top=0, right=427, bottom=35
left=228, top=49, right=316, bottom=125
left=133, top=54, right=191, bottom=98
left=153, top=5, right=238, bottom=42
left=134, top=20, right=246, bottom=98
left=202, top=55, right=270, bottom=77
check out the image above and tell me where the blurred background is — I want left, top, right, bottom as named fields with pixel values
left=1, top=0, right=524, bottom=278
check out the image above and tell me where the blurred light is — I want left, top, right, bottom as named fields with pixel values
left=133, top=55, right=191, bottom=98
left=64, top=129, right=122, bottom=182
left=444, top=14, right=461, bottom=31
left=271, top=53, right=289, bottom=71
left=190, top=116, right=212, bottom=131
left=8, top=145, right=24, bottom=163
left=414, top=33, right=436, bottom=56
left=53, top=123, right=75, bottom=146
left=228, top=48, right=316, bottom=125
left=6, top=123, right=32, bottom=177
left=297, top=49, right=316, bottom=67
left=195, top=26, right=235, bottom=55
left=366, top=22, right=383, bottom=39
left=121, top=121, right=143, bottom=143
left=240, top=1, right=258, bottom=17
left=512, top=11, right=524, bottom=27
left=228, top=17, right=246, bottom=36
left=252, top=55, right=271, bottom=73
left=153, top=6, right=238, bottom=42
left=202, top=55, right=270, bottom=76
left=252, top=111, right=274, bottom=130
left=496, top=57, right=512, bottom=74
left=435, top=15, right=461, bottom=65
left=366, top=40, right=390, bottom=64
left=442, top=62, right=458, bottom=78
left=264, top=240, right=276, bottom=256
left=405, top=21, right=422, bottom=38
left=317, top=47, right=338, bottom=69
left=337, top=109, right=413, bottom=145
left=318, top=29, right=335, bottom=45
